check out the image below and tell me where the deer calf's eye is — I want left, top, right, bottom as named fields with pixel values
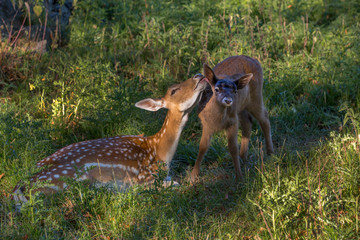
left=215, top=88, right=220, bottom=93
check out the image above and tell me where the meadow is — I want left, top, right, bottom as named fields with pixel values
left=0, top=0, right=359, bottom=239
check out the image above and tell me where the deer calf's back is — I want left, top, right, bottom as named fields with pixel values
left=191, top=55, right=274, bottom=181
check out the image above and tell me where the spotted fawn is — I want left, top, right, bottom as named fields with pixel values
left=13, top=74, right=208, bottom=202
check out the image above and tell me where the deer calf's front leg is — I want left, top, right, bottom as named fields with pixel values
left=190, top=130, right=212, bottom=182
left=226, top=124, right=243, bottom=180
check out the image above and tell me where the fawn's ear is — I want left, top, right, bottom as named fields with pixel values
left=203, top=64, right=217, bottom=85
left=233, top=73, right=253, bottom=89
left=135, top=98, right=165, bottom=111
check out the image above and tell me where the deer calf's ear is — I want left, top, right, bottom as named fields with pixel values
left=235, top=73, right=253, bottom=89
left=203, top=64, right=217, bottom=85
left=135, top=98, right=165, bottom=111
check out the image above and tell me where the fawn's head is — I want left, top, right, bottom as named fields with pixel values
left=135, top=74, right=208, bottom=113
left=203, top=64, right=253, bottom=107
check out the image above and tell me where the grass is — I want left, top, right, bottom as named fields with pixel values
left=1, top=0, right=360, bottom=239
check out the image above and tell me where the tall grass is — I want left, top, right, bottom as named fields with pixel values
left=1, top=0, right=359, bottom=238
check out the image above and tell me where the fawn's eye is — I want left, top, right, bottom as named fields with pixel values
left=171, top=88, right=180, bottom=96
left=215, top=87, right=220, bottom=93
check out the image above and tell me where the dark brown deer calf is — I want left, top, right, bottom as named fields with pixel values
left=191, top=55, right=274, bottom=181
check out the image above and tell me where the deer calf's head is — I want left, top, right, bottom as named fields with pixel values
left=203, top=64, right=253, bottom=107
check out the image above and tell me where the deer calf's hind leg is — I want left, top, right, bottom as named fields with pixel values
left=191, top=129, right=212, bottom=181
left=239, top=110, right=253, bottom=161
left=226, top=124, right=243, bottom=180
left=249, top=107, right=274, bottom=155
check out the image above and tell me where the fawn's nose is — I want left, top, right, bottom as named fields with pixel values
left=193, top=73, right=204, bottom=81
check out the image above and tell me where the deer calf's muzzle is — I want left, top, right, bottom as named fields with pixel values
left=215, top=82, right=237, bottom=107
left=222, top=97, right=233, bottom=106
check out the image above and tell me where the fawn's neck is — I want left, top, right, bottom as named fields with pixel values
left=148, top=109, right=188, bottom=169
